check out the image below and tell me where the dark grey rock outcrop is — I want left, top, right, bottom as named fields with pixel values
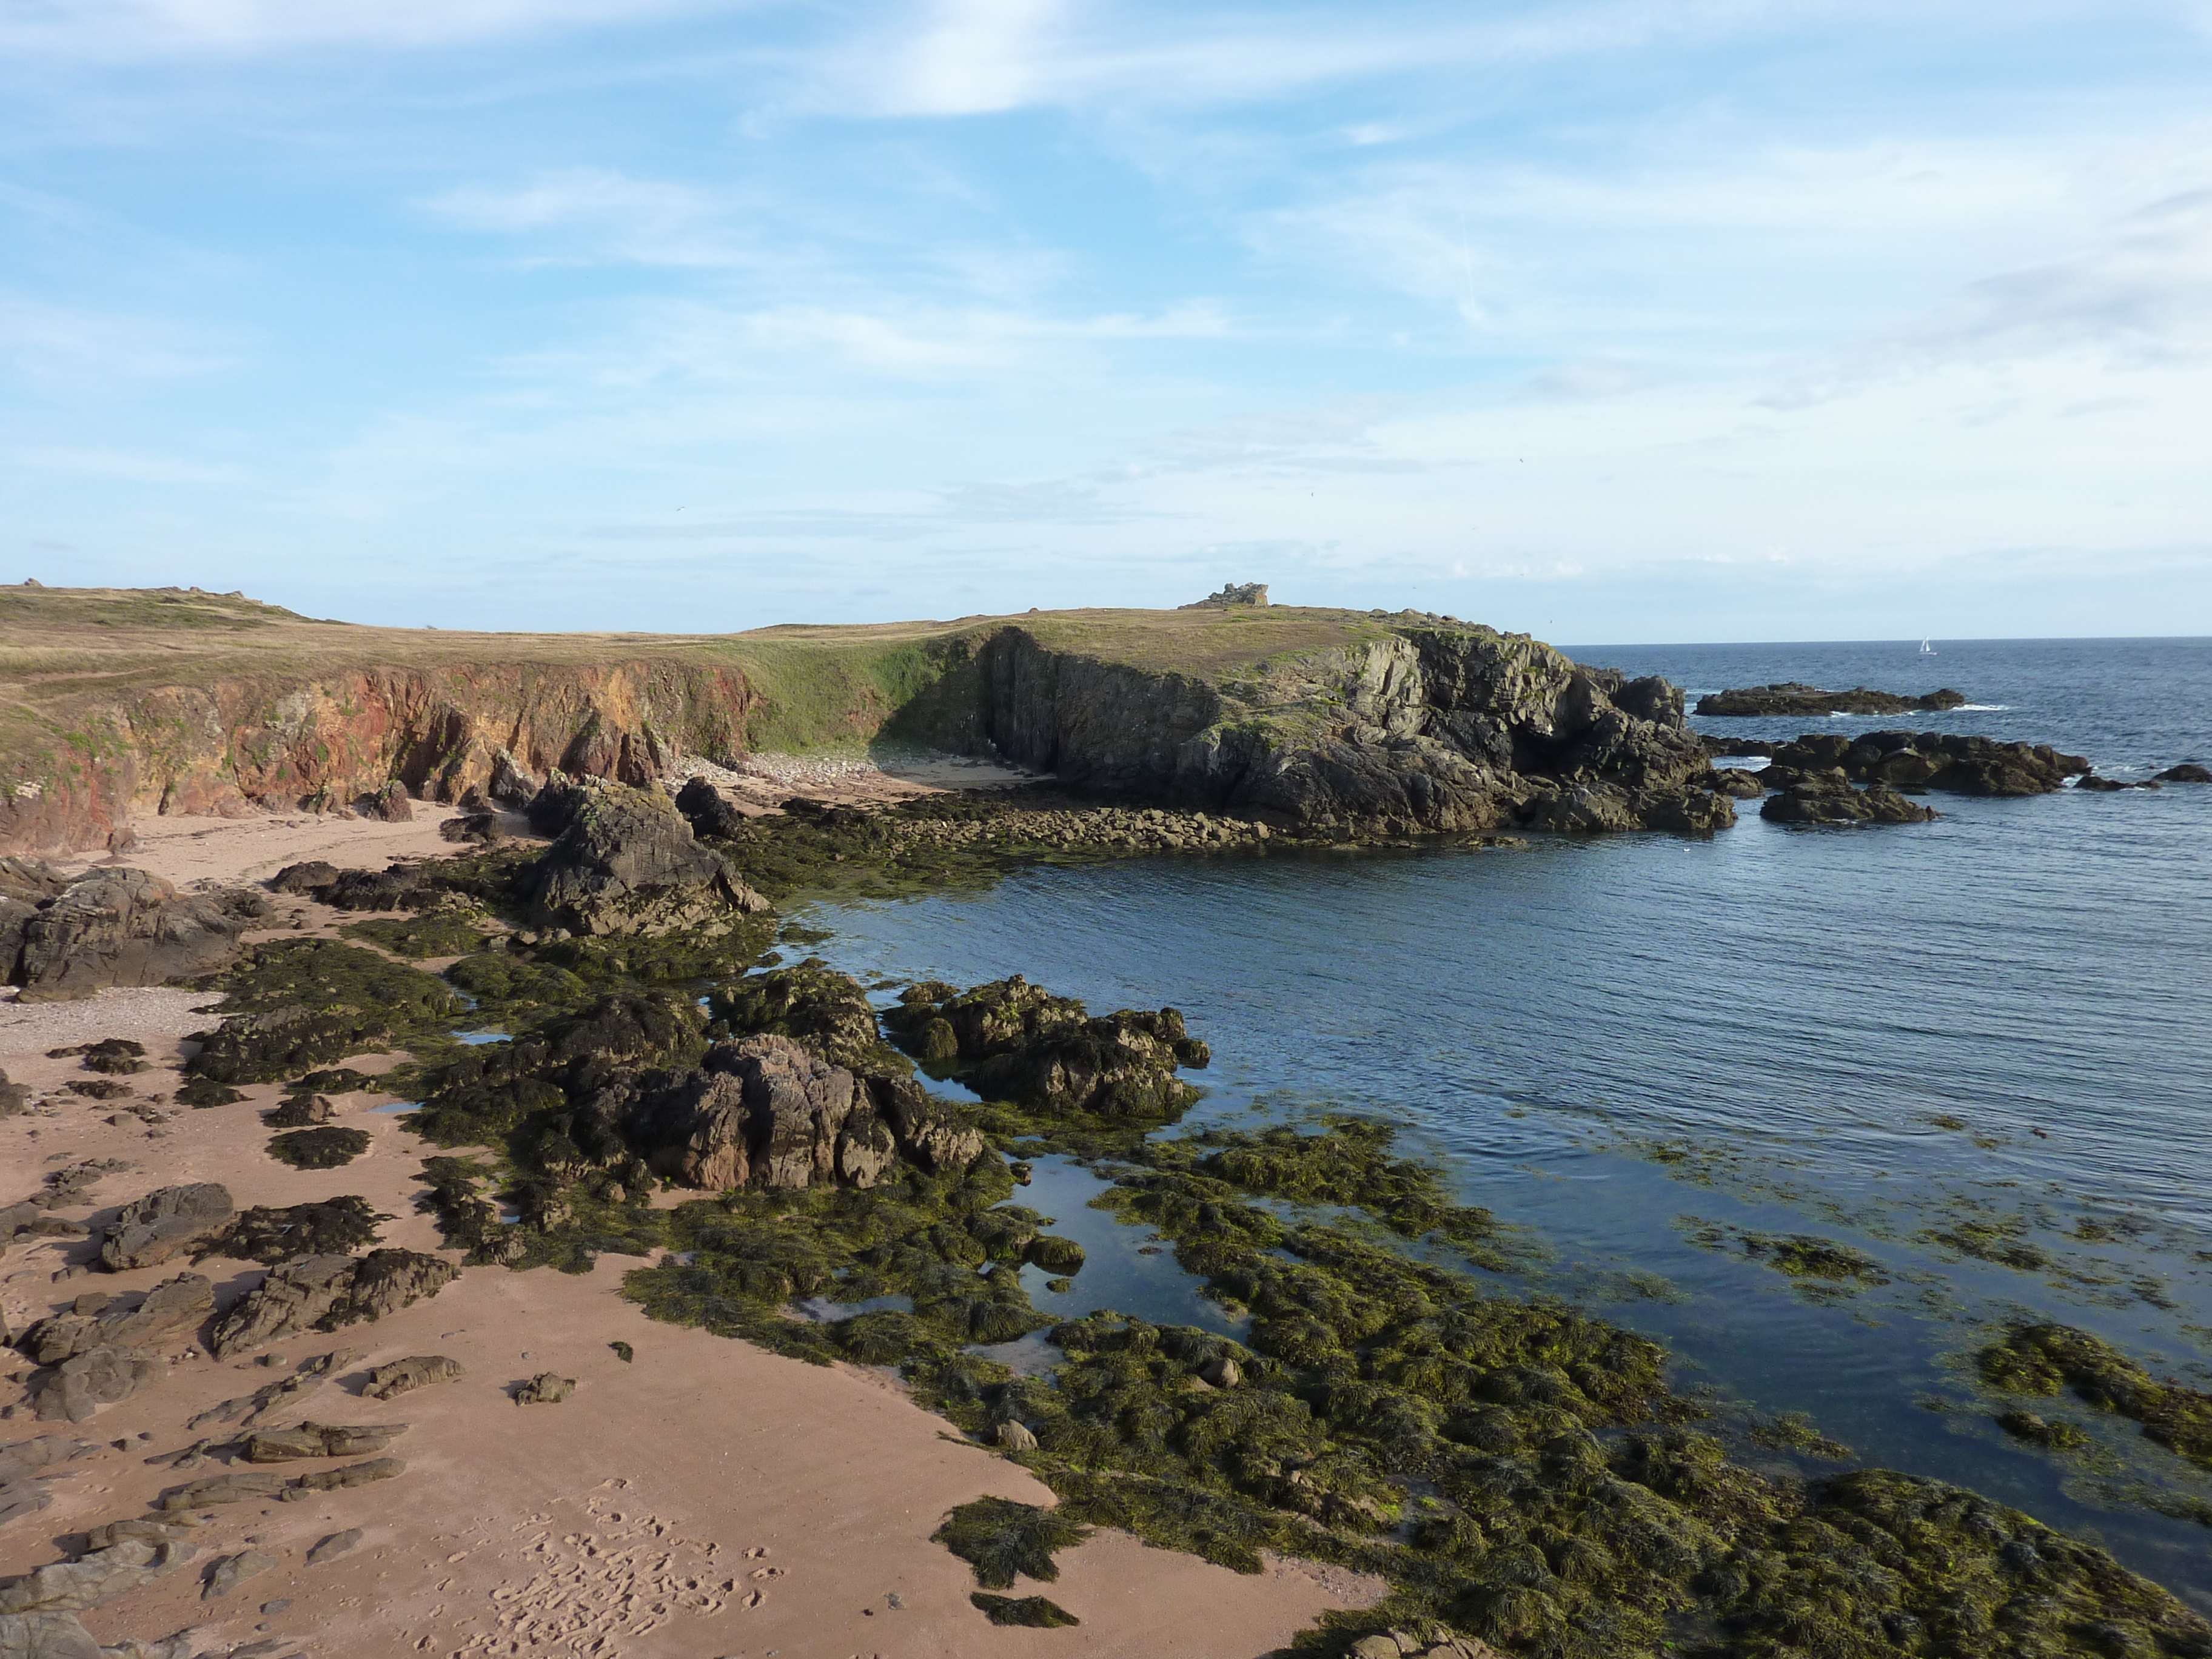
left=1761, top=731, right=2088, bottom=797
left=528, top=783, right=768, bottom=937
left=10, top=871, right=270, bottom=1002
left=1760, top=771, right=1940, bottom=826
left=1697, top=683, right=1966, bottom=717
left=2155, top=763, right=2211, bottom=783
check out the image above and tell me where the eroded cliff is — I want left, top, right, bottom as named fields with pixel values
left=0, top=588, right=1725, bottom=854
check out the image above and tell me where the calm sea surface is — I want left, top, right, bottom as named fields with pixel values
left=805, top=637, right=2212, bottom=1606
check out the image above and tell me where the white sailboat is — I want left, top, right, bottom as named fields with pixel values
left=1920, top=637, right=1936, bottom=656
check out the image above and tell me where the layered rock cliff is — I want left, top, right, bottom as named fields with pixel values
left=0, top=589, right=1726, bottom=853
left=895, top=620, right=1725, bottom=834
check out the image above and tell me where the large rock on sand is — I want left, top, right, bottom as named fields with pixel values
left=21, top=1275, right=214, bottom=1364
left=34, top=1347, right=167, bottom=1422
left=0, top=1541, right=194, bottom=1615
left=528, top=783, right=768, bottom=937
left=209, top=1250, right=458, bottom=1358
left=12, top=871, right=271, bottom=1002
left=99, top=1186, right=234, bottom=1271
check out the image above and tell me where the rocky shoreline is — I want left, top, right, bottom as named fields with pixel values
left=8, top=789, right=2212, bottom=1658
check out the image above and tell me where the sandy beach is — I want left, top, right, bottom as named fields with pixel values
left=1, top=800, right=1381, bottom=1658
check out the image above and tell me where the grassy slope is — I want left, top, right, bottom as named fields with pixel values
left=0, top=587, right=1404, bottom=762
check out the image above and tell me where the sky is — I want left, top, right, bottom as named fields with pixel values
left=2, top=0, right=2210, bottom=643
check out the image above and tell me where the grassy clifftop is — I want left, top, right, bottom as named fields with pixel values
left=0, top=586, right=1438, bottom=852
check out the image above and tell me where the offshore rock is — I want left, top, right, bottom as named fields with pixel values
left=922, top=625, right=1727, bottom=837
left=1761, top=771, right=1939, bottom=826
left=528, top=783, right=768, bottom=937
left=100, top=1186, right=235, bottom=1271
left=11, top=871, right=269, bottom=1002
left=208, top=1250, right=458, bottom=1358
left=2155, top=763, right=2211, bottom=783
left=1763, top=731, right=2088, bottom=797
left=1696, top=683, right=1967, bottom=717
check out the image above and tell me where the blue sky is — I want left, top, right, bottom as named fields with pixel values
left=3, top=0, right=2210, bottom=642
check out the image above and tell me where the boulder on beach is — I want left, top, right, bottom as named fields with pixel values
left=208, top=1249, right=459, bottom=1358
left=9, top=870, right=270, bottom=1002
left=99, top=1185, right=234, bottom=1271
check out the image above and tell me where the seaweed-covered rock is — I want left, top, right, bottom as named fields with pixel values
left=528, top=783, right=769, bottom=938
left=99, top=1185, right=234, bottom=1270
left=363, top=1355, right=463, bottom=1400
left=21, top=1275, right=213, bottom=1362
left=207, top=1250, right=459, bottom=1358
left=266, top=1127, right=372, bottom=1169
left=215, top=1197, right=386, bottom=1264
left=293, top=1455, right=403, bottom=1492
left=709, top=962, right=907, bottom=1074
left=267, top=862, right=338, bottom=895
left=886, top=976, right=1206, bottom=1122
left=67, top=1039, right=147, bottom=1076
left=317, top=865, right=426, bottom=911
left=12, top=871, right=269, bottom=1002
left=186, top=943, right=460, bottom=1085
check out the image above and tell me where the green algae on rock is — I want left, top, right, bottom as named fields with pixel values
left=266, top=1127, right=372, bottom=1169
left=185, top=939, right=464, bottom=1084
left=1980, top=1324, right=2212, bottom=1470
left=970, top=1590, right=1081, bottom=1627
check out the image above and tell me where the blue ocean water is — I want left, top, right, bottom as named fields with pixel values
left=803, top=638, right=2212, bottom=1606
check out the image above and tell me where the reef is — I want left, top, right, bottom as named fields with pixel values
left=1695, top=685, right=1968, bottom=717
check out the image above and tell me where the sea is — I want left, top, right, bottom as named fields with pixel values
left=796, top=637, right=2212, bottom=1608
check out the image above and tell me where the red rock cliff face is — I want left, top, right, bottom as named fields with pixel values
left=2, top=660, right=762, bottom=856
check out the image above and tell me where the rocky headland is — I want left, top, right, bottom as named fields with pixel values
left=1695, top=682, right=1969, bottom=717
left=1, top=587, right=1744, bottom=859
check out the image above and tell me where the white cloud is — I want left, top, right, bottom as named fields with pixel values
left=420, top=169, right=751, bottom=267
left=0, top=0, right=725, bottom=56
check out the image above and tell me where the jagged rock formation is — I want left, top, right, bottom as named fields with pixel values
left=899, top=623, right=1731, bottom=836
left=1180, top=583, right=1270, bottom=609
left=1761, top=731, right=2088, bottom=797
left=885, top=976, right=1208, bottom=1122
left=207, top=1249, right=460, bottom=1358
left=527, top=783, right=768, bottom=936
left=4, top=868, right=269, bottom=1002
left=1697, top=683, right=1967, bottom=717
left=20, top=1275, right=214, bottom=1363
